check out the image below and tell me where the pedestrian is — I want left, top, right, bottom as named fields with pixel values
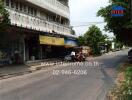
left=71, top=51, right=75, bottom=61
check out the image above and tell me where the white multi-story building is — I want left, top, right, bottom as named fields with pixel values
left=1, top=0, right=77, bottom=64
left=4, top=0, right=72, bottom=36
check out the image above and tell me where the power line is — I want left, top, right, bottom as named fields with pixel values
left=71, top=21, right=105, bottom=27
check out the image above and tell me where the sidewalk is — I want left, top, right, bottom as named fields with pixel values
left=0, top=59, right=63, bottom=79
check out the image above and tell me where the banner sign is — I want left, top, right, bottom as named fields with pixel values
left=65, top=39, right=78, bottom=47
left=39, top=35, right=64, bottom=46
left=111, top=5, right=125, bottom=17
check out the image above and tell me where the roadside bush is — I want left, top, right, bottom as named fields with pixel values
left=124, top=67, right=132, bottom=99
left=108, top=67, right=132, bottom=100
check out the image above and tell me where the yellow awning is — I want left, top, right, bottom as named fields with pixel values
left=39, top=35, right=64, bottom=46
left=64, top=45, right=76, bottom=48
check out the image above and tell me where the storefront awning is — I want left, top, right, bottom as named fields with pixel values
left=64, top=39, right=78, bottom=47
left=39, top=35, right=64, bottom=46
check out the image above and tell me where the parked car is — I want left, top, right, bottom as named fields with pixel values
left=128, top=49, right=132, bottom=62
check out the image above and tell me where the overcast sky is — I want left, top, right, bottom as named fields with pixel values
left=69, top=0, right=114, bottom=37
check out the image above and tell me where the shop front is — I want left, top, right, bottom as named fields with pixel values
left=0, top=26, right=42, bottom=65
left=39, top=35, right=67, bottom=59
left=0, top=29, right=25, bottom=65
left=0, top=28, right=78, bottom=65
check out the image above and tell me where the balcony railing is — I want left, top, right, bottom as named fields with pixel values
left=26, top=0, right=70, bottom=19
left=7, top=9, right=76, bottom=37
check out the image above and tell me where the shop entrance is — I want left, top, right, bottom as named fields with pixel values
left=41, top=45, right=72, bottom=59
left=25, top=35, right=39, bottom=61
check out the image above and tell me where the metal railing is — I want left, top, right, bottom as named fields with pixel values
left=7, top=9, right=73, bottom=37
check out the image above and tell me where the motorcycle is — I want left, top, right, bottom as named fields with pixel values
left=64, top=54, right=86, bottom=62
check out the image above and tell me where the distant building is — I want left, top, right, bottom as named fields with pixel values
left=0, top=0, right=77, bottom=64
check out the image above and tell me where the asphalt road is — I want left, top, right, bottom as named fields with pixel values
left=0, top=50, right=128, bottom=100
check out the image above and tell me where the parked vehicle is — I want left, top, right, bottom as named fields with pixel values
left=64, top=53, right=86, bottom=62
left=128, top=49, right=132, bottom=62
left=64, top=55, right=72, bottom=62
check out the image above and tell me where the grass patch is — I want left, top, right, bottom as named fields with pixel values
left=107, top=62, right=132, bottom=100
left=117, top=63, right=132, bottom=72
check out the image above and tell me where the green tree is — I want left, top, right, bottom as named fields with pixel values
left=0, top=0, right=10, bottom=32
left=97, top=0, right=132, bottom=45
left=83, top=25, right=106, bottom=55
left=0, top=0, right=10, bottom=41
left=113, top=37, right=124, bottom=49
left=0, top=0, right=10, bottom=51
left=78, top=36, right=85, bottom=46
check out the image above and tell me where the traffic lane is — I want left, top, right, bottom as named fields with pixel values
left=0, top=68, right=103, bottom=100
left=95, top=50, right=128, bottom=100
left=0, top=62, right=104, bottom=100
left=96, top=50, right=128, bottom=68
left=97, top=50, right=128, bottom=82
left=0, top=50, right=128, bottom=100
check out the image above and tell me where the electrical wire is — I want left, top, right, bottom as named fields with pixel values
left=71, top=21, right=105, bottom=27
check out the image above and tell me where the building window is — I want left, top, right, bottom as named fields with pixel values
left=16, top=2, right=19, bottom=10
left=10, top=0, right=15, bottom=8
left=28, top=7, right=31, bottom=14
left=33, top=9, right=37, bottom=16
left=6, top=0, right=10, bottom=7
left=31, top=8, right=33, bottom=15
left=19, top=3, right=23, bottom=11
left=23, top=5, right=27, bottom=13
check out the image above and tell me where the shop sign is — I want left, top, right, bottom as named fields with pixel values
left=65, top=39, right=78, bottom=47
left=39, top=35, right=64, bottom=46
